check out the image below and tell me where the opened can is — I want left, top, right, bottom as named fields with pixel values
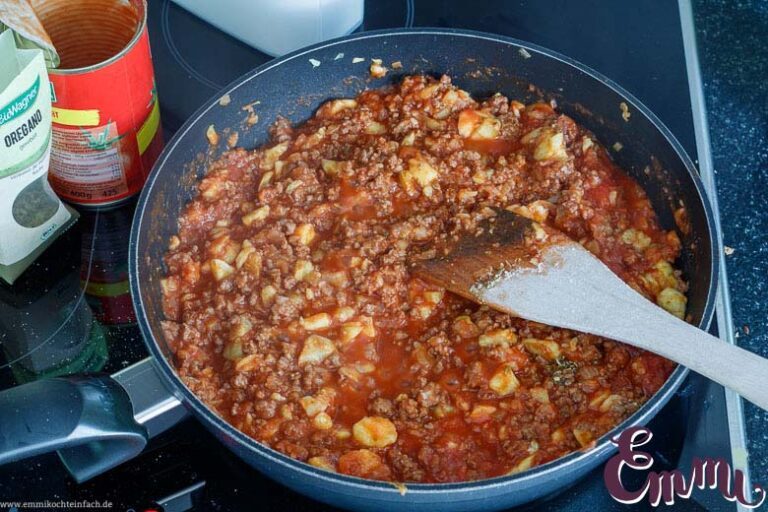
left=34, top=0, right=162, bottom=208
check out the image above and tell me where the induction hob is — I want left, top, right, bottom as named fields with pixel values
left=0, top=1, right=750, bottom=511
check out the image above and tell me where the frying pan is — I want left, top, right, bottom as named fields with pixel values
left=0, top=29, right=718, bottom=511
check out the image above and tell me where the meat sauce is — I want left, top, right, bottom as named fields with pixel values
left=161, top=75, right=686, bottom=483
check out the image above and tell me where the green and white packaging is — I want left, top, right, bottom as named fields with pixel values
left=0, top=29, right=76, bottom=284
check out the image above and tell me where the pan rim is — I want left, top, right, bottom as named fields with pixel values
left=129, top=27, right=719, bottom=496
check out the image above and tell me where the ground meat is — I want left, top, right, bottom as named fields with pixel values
left=369, top=397, right=395, bottom=417
left=388, top=448, right=425, bottom=481
left=162, top=75, right=685, bottom=483
left=417, top=436, right=470, bottom=482
left=417, top=382, right=446, bottom=408
left=465, top=361, right=485, bottom=389
left=254, top=399, right=277, bottom=419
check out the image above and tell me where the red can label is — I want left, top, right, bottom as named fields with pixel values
left=47, top=0, right=163, bottom=206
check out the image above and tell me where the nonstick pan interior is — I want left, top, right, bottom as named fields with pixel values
left=130, top=29, right=717, bottom=511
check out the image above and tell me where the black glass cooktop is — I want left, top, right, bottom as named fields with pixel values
left=0, top=1, right=742, bottom=511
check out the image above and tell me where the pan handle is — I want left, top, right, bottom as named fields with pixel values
left=0, top=375, right=147, bottom=481
left=0, top=357, right=189, bottom=482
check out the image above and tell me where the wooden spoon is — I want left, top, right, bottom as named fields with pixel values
left=412, top=207, right=768, bottom=410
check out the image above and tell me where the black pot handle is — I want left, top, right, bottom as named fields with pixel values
left=0, top=358, right=189, bottom=482
left=0, top=375, right=147, bottom=481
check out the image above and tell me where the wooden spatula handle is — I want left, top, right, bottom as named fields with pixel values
left=599, top=298, right=768, bottom=411
left=476, top=243, right=768, bottom=410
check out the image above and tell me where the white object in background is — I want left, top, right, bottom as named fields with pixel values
left=170, top=0, right=364, bottom=57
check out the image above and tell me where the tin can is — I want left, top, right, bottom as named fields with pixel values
left=36, top=0, right=162, bottom=208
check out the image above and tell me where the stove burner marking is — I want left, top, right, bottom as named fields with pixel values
left=161, top=1, right=223, bottom=91
left=0, top=212, right=100, bottom=369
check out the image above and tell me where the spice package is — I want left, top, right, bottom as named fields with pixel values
left=0, top=28, right=76, bottom=284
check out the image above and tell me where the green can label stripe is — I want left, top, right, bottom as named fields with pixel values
left=0, top=75, right=40, bottom=127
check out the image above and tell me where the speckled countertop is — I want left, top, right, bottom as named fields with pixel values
left=693, top=0, right=768, bottom=486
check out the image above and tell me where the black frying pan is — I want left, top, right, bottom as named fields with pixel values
left=0, top=29, right=718, bottom=511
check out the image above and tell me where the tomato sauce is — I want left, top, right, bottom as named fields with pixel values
left=161, top=75, right=687, bottom=483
